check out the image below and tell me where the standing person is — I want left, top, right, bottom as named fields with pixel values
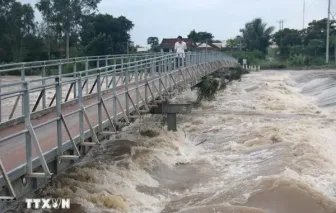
left=242, top=58, right=247, bottom=69
left=174, top=36, right=187, bottom=68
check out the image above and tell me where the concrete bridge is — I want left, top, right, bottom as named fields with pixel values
left=0, top=52, right=237, bottom=208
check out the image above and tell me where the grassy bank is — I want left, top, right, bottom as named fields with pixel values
left=260, top=61, right=336, bottom=70
left=228, top=50, right=336, bottom=71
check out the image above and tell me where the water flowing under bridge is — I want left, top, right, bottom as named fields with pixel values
left=0, top=52, right=237, bottom=207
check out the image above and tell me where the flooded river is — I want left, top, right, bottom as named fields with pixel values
left=12, top=70, right=336, bottom=212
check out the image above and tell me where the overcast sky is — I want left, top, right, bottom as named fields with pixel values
left=20, top=0, right=333, bottom=46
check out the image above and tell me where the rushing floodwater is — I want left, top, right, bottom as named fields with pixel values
left=11, top=70, right=336, bottom=213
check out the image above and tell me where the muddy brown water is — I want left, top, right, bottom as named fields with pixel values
left=8, top=70, right=336, bottom=213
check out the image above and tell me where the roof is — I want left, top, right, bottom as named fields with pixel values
left=269, top=44, right=279, bottom=49
left=160, top=38, right=194, bottom=49
left=196, top=42, right=221, bottom=50
left=212, top=41, right=227, bottom=48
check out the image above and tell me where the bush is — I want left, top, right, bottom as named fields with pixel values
left=288, top=55, right=324, bottom=67
left=260, top=62, right=287, bottom=70
left=229, top=66, right=249, bottom=80
left=288, top=54, right=307, bottom=66
left=230, top=50, right=265, bottom=65
left=305, top=56, right=325, bottom=66
left=196, top=76, right=219, bottom=102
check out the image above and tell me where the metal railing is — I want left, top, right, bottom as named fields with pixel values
left=0, top=53, right=168, bottom=123
left=0, top=52, right=237, bottom=203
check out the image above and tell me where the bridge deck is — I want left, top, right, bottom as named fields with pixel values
left=0, top=52, right=238, bottom=205
left=0, top=64, right=208, bottom=172
left=0, top=81, right=138, bottom=171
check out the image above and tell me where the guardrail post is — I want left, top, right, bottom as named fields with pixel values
left=173, top=54, right=176, bottom=70
left=58, top=60, right=62, bottom=76
left=23, top=82, right=32, bottom=174
left=135, top=64, right=139, bottom=107
left=58, top=62, right=63, bottom=103
left=77, top=74, right=84, bottom=145
left=125, top=57, right=130, bottom=117
left=21, top=64, right=25, bottom=115
left=112, top=63, right=117, bottom=124
left=97, top=69, right=102, bottom=132
left=0, top=78, right=2, bottom=122
left=105, top=56, right=109, bottom=89
left=151, top=57, right=156, bottom=94
left=158, top=59, right=162, bottom=93
left=73, top=61, right=77, bottom=99
left=145, top=57, right=149, bottom=104
left=164, top=56, right=168, bottom=91
left=167, top=55, right=171, bottom=90
left=194, top=53, right=196, bottom=65
left=42, top=62, right=46, bottom=109
left=85, top=57, right=89, bottom=95
left=55, top=77, right=62, bottom=172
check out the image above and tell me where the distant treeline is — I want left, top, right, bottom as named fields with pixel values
left=0, top=0, right=135, bottom=63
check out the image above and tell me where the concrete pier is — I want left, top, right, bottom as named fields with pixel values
left=150, top=103, right=193, bottom=131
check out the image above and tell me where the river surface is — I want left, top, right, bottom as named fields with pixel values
left=13, top=70, right=336, bottom=212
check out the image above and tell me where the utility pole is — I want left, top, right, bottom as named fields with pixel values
left=126, top=42, right=129, bottom=54
left=277, top=20, right=285, bottom=31
left=303, top=0, right=306, bottom=29
left=326, top=0, right=331, bottom=63
left=239, top=37, right=242, bottom=51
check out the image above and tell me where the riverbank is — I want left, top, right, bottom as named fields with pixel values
left=259, top=61, right=336, bottom=71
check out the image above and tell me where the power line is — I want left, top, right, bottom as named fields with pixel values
left=277, top=0, right=320, bottom=31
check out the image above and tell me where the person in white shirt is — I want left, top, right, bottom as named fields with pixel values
left=174, top=36, right=187, bottom=68
left=242, top=58, right=247, bottom=69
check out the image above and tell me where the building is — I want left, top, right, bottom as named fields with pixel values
left=195, top=42, right=222, bottom=52
left=136, top=46, right=150, bottom=52
left=212, top=40, right=227, bottom=49
left=159, top=38, right=195, bottom=52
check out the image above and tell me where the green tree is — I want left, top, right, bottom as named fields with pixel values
left=80, top=14, right=134, bottom=55
left=197, top=31, right=214, bottom=43
left=289, top=45, right=304, bottom=56
left=304, top=18, right=336, bottom=45
left=85, top=33, right=113, bottom=56
left=188, top=29, right=199, bottom=45
left=36, top=0, right=102, bottom=58
left=188, top=30, right=214, bottom=45
left=0, top=0, right=37, bottom=62
left=36, top=0, right=53, bottom=59
left=147, top=37, right=159, bottom=46
left=240, top=18, right=274, bottom=54
left=147, top=37, right=160, bottom=52
left=273, top=28, right=303, bottom=57
left=226, top=36, right=243, bottom=50
left=331, top=36, right=336, bottom=63
left=305, top=39, right=324, bottom=56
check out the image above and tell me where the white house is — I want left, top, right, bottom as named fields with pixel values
left=136, top=46, right=150, bottom=52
